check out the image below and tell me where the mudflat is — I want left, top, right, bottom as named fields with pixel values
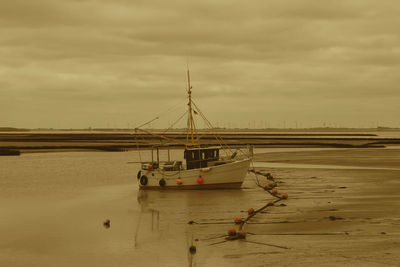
left=187, top=148, right=400, bottom=266
left=255, top=148, right=400, bottom=168
left=1, top=147, right=399, bottom=266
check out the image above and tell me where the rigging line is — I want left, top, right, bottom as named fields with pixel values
left=136, top=96, right=187, bottom=130
left=191, top=110, right=201, bottom=147
left=198, top=111, right=233, bottom=154
left=250, top=160, right=261, bottom=187
left=191, top=100, right=234, bottom=154
left=186, top=108, right=190, bottom=148
left=156, top=168, right=181, bottom=177
left=157, top=110, right=188, bottom=146
left=195, top=111, right=227, bottom=154
left=134, top=128, right=142, bottom=163
left=139, top=129, right=150, bottom=162
left=155, top=94, right=187, bottom=116
left=198, top=118, right=230, bottom=158
left=161, top=110, right=188, bottom=136
left=195, top=115, right=247, bottom=158
left=135, top=127, right=188, bottom=147
left=136, top=116, right=159, bottom=129
left=134, top=126, right=153, bottom=163
left=161, top=97, right=187, bottom=114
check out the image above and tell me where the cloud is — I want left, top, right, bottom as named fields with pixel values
left=0, top=0, right=399, bottom=128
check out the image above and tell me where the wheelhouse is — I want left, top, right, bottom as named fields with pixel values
left=184, top=146, right=220, bottom=170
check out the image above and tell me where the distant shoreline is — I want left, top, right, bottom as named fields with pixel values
left=1, top=126, right=400, bottom=133
left=1, top=131, right=399, bottom=155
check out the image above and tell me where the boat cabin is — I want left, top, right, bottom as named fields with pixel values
left=184, top=147, right=220, bottom=170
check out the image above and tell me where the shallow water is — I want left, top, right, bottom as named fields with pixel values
left=1, top=147, right=399, bottom=266
left=0, top=152, right=141, bottom=266
left=0, top=151, right=256, bottom=266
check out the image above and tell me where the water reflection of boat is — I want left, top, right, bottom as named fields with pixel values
left=135, top=70, right=251, bottom=189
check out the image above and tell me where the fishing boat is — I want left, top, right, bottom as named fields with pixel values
left=135, top=70, right=251, bottom=189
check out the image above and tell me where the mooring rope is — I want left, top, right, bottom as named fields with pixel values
left=224, top=167, right=289, bottom=242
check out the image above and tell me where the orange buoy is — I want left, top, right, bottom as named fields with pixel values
left=234, top=217, right=243, bottom=224
left=228, top=228, right=237, bottom=236
left=282, top=193, right=288, bottom=199
left=271, top=189, right=278, bottom=195
left=268, top=182, right=275, bottom=188
left=247, top=208, right=255, bottom=215
left=237, top=230, right=246, bottom=239
left=197, top=176, right=204, bottom=184
left=268, top=200, right=275, bottom=206
left=148, top=164, right=153, bottom=170
left=263, top=185, right=269, bottom=190
left=177, top=178, right=183, bottom=185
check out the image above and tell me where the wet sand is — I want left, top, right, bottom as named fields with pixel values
left=1, top=148, right=399, bottom=266
left=254, top=148, right=400, bottom=168
left=183, top=148, right=400, bottom=266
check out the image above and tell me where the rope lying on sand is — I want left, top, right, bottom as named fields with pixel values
left=224, top=170, right=289, bottom=242
left=187, top=168, right=290, bottom=250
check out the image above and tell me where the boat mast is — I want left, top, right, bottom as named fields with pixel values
left=186, top=69, right=197, bottom=148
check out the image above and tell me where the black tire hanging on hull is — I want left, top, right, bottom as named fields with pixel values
left=159, top=178, right=166, bottom=187
left=140, top=175, right=148, bottom=186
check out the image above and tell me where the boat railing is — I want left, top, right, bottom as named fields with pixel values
left=141, top=161, right=183, bottom=171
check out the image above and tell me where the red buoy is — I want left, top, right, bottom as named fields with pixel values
left=228, top=228, right=237, bottom=236
left=197, top=176, right=204, bottom=184
left=248, top=208, right=255, bottom=215
left=237, top=230, right=246, bottom=239
left=234, top=217, right=243, bottom=224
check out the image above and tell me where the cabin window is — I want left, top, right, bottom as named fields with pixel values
left=184, top=148, right=220, bottom=169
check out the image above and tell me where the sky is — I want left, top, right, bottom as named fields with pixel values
left=0, top=0, right=399, bottom=129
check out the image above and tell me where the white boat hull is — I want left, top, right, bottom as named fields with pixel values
left=138, top=158, right=251, bottom=189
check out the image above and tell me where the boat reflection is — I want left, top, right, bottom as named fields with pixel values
left=133, top=187, right=253, bottom=265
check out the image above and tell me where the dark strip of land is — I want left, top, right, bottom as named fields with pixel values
left=1, top=132, right=399, bottom=154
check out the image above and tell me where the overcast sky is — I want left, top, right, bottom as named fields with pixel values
left=1, top=0, right=399, bottom=129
